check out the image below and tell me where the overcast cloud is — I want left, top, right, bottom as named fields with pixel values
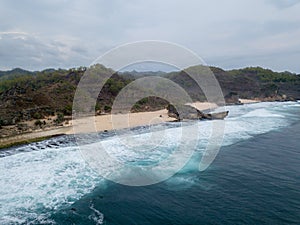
left=0, top=0, right=300, bottom=72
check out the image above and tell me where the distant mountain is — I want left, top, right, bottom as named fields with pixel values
left=0, top=68, right=35, bottom=79
left=120, top=70, right=167, bottom=78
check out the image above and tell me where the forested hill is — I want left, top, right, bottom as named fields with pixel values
left=164, top=66, right=300, bottom=102
left=0, top=64, right=299, bottom=127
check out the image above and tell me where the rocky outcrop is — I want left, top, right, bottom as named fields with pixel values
left=225, top=92, right=242, bottom=105
left=167, top=104, right=228, bottom=121
left=200, top=111, right=229, bottom=120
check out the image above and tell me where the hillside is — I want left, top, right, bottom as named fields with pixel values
left=0, top=64, right=299, bottom=134
left=165, top=66, right=300, bottom=102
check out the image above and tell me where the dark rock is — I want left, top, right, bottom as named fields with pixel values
left=167, top=104, right=229, bottom=121
left=225, top=92, right=241, bottom=105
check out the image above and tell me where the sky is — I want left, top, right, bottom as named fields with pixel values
left=0, top=0, right=300, bottom=73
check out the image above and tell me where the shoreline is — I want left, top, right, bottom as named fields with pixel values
left=0, top=126, right=72, bottom=149
left=0, top=100, right=261, bottom=149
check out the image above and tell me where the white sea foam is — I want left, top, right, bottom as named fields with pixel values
left=0, top=146, right=102, bottom=224
left=0, top=101, right=298, bottom=224
left=242, top=108, right=285, bottom=118
left=164, top=102, right=298, bottom=188
left=89, top=204, right=104, bottom=225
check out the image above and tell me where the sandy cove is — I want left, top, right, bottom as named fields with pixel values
left=69, top=102, right=219, bottom=135
left=0, top=100, right=258, bottom=148
left=60, top=99, right=260, bottom=135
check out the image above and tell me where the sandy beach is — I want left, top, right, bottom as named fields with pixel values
left=0, top=100, right=260, bottom=148
left=70, top=101, right=220, bottom=135
left=239, top=98, right=261, bottom=104
left=0, top=126, right=72, bottom=148
left=69, top=109, right=174, bottom=135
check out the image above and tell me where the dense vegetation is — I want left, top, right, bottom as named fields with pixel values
left=0, top=64, right=299, bottom=127
left=167, top=66, right=300, bottom=101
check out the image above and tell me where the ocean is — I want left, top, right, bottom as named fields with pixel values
left=0, top=101, right=299, bottom=224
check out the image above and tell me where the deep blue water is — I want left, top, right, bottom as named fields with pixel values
left=0, top=102, right=299, bottom=224
left=51, top=121, right=300, bottom=225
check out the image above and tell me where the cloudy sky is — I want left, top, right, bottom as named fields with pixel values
left=0, top=0, right=300, bottom=72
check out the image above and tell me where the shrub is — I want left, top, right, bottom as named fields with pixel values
left=33, top=112, right=43, bottom=119
left=54, top=113, right=64, bottom=124
left=95, top=103, right=101, bottom=111
left=104, top=105, right=112, bottom=112
left=34, top=120, right=43, bottom=127
left=63, top=105, right=72, bottom=115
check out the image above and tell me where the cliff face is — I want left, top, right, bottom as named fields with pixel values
left=0, top=65, right=299, bottom=127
